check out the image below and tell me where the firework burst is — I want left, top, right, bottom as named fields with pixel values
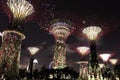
left=7, top=0, right=34, bottom=21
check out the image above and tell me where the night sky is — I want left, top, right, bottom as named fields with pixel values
left=0, top=0, right=120, bottom=72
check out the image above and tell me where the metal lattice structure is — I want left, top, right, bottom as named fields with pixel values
left=49, top=21, right=72, bottom=69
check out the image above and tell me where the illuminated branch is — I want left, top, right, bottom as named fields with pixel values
left=7, top=0, right=34, bottom=21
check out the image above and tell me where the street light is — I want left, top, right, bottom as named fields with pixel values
left=33, top=59, right=38, bottom=64
left=33, top=59, right=38, bottom=71
left=82, top=26, right=102, bottom=79
left=28, top=47, right=39, bottom=79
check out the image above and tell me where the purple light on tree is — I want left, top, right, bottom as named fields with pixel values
left=49, top=20, right=72, bottom=69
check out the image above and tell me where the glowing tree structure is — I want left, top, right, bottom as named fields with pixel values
left=28, top=47, right=39, bottom=79
left=99, top=53, right=112, bottom=64
left=0, top=0, right=34, bottom=79
left=33, top=59, right=39, bottom=71
left=76, top=46, right=89, bottom=59
left=99, top=53, right=112, bottom=80
left=82, top=26, right=102, bottom=80
left=49, top=20, right=72, bottom=69
left=109, top=59, right=118, bottom=79
left=76, top=61, right=88, bottom=80
left=76, top=46, right=89, bottom=79
left=109, top=59, right=118, bottom=66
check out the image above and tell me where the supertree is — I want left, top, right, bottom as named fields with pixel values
left=99, top=53, right=112, bottom=80
left=48, top=19, right=72, bottom=69
left=82, top=26, right=102, bottom=80
left=76, top=61, right=88, bottom=80
left=0, top=0, right=34, bottom=79
left=109, top=59, right=118, bottom=79
left=28, top=47, right=39, bottom=79
left=76, top=46, right=89, bottom=80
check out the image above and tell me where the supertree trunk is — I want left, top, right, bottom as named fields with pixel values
left=49, top=21, right=71, bottom=69
left=88, top=41, right=102, bottom=80
left=79, top=62, right=88, bottom=80
left=53, top=39, right=66, bottom=69
left=0, top=30, right=25, bottom=79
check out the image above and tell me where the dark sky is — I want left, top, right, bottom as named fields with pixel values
left=0, top=0, right=120, bottom=71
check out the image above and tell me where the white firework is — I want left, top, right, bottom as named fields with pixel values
left=7, top=0, right=34, bottom=20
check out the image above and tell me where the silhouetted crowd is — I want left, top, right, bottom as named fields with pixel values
left=19, top=66, right=79, bottom=80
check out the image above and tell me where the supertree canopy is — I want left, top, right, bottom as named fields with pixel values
left=49, top=19, right=72, bottom=69
left=76, top=46, right=89, bottom=56
left=82, top=26, right=102, bottom=41
left=76, top=61, right=88, bottom=80
left=7, top=0, right=34, bottom=32
left=109, top=59, right=118, bottom=65
left=0, top=0, right=34, bottom=79
left=7, top=0, right=34, bottom=21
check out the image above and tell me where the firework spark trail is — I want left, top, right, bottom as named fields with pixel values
left=7, top=0, right=34, bottom=20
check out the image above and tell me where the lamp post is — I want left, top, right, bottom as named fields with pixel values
left=28, top=47, right=39, bottom=79
left=33, top=59, right=38, bottom=71
left=99, top=53, right=112, bottom=80
left=82, top=26, right=102, bottom=80
left=49, top=20, right=72, bottom=69
left=0, top=0, right=34, bottom=79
